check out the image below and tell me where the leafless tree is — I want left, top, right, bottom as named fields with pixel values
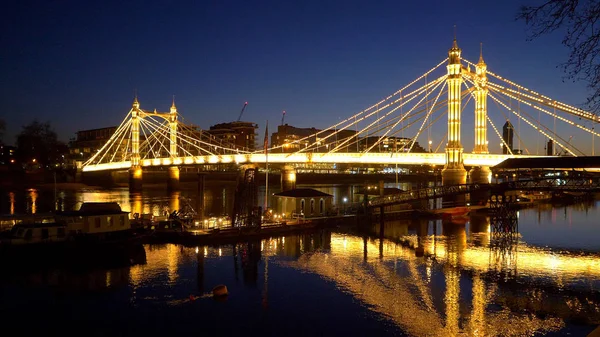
left=519, top=0, right=600, bottom=113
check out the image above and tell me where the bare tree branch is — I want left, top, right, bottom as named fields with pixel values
left=519, top=0, right=600, bottom=113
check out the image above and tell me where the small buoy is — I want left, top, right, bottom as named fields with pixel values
left=212, top=284, right=228, bottom=298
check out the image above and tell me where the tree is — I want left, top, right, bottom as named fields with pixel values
left=519, top=0, right=600, bottom=113
left=16, top=120, right=66, bottom=168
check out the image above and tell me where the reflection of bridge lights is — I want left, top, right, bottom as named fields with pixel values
left=195, top=247, right=199, bottom=254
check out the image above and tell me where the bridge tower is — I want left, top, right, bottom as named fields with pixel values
left=469, top=46, right=492, bottom=187
left=441, top=38, right=467, bottom=190
left=129, top=97, right=143, bottom=191
left=167, top=98, right=180, bottom=190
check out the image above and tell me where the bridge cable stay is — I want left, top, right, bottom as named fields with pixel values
left=83, top=112, right=133, bottom=166
left=368, top=85, right=472, bottom=155
left=98, top=119, right=133, bottom=164
left=462, top=57, right=599, bottom=155
left=463, top=58, right=599, bottom=123
left=366, top=81, right=448, bottom=154
left=464, top=74, right=579, bottom=156
left=323, top=76, right=447, bottom=154
left=105, top=119, right=132, bottom=163
left=136, top=114, right=250, bottom=157
left=382, top=97, right=451, bottom=153
left=138, top=118, right=172, bottom=157
left=486, top=86, right=584, bottom=156
left=487, top=88, right=576, bottom=155
left=486, top=114, right=513, bottom=156
left=307, top=75, right=446, bottom=154
left=291, top=77, right=443, bottom=155
left=361, top=90, right=449, bottom=147
left=407, top=81, right=450, bottom=153
left=487, top=89, right=578, bottom=156
left=262, top=59, right=449, bottom=154
left=359, top=86, right=447, bottom=154
left=85, top=102, right=261, bottom=169
left=486, top=82, right=600, bottom=140
left=138, top=117, right=194, bottom=158
left=361, top=78, right=448, bottom=154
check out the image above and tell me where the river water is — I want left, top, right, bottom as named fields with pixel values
left=1, top=182, right=599, bottom=336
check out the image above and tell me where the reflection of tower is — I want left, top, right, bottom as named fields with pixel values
left=241, top=240, right=261, bottom=286
left=468, top=273, right=487, bottom=336
left=29, top=189, right=38, bottom=214
left=169, top=191, right=180, bottom=214
left=9, top=192, right=15, bottom=215
left=502, top=121, right=514, bottom=154
left=444, top=266, right=460, bottom=335
left=442, top=220, right=467, bottom=262
left=130, top=193, right=142, bottom=218
left=469, top=214, right=490, bottom=247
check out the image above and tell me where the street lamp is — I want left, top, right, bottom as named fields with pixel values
left=428, top=140, right=432, bottom=153
left=342, top=197, right=348, bottom=214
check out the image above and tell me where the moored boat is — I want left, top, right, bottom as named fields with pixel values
left=519, top=192, right=552, bottom=202
left=0, top=202, right=144, bottom=252
left=0, top=212, right=55, bottom=233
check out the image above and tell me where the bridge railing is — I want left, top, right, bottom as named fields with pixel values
left=369, top=183, right=484, bottom=207
left=369, top=176, right=600, bottom=207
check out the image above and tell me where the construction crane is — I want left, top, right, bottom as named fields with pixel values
left=558, top=135, right=574, bottom=156
left=281, top=110, right=286, bottom=125
left=237, top=102, right=248, bottom=122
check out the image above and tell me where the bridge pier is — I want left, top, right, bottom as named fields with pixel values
left=468, top=166, right=491, bottom=205
left=441, top=168, right=467, bottom=206
left=281, top=165, right=296, bottom=191
left=167, top=166, right=180, bottom=191
left=129, top=166, right=143, bottom=191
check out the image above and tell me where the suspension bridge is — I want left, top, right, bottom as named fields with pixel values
left=82, top=38, right=600, bottom=189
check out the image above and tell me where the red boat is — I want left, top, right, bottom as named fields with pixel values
left=434, top=207, right=471, bottom=224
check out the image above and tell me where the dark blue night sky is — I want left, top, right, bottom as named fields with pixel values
left=0, top=0, right=588, bottom=150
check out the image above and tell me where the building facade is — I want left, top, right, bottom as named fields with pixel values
left=69, top=126, right=118, bottom=167
left=270, top=124, right=357, bottom=153
left=207, top=121, right=258, bottom=152
left=273, top=188, right=333, bottom=218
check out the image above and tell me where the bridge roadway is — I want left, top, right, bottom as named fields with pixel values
left=82, top=152, right=543, bottom=172
left=369, top=177, right=600, bottom=207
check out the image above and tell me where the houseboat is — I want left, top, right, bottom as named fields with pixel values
left=1, top=202, right=139, bottom=249
left=0, top=212, right=55, bottom=233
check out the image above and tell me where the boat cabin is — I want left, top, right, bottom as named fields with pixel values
left=56, top=202, right=131, bottom=235
left=9, top=222, right=68, bottom=245
left=0, top=213, right=55, bottom=232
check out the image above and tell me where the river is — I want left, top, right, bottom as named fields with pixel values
left=0, top=182, right=599, bottom=336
